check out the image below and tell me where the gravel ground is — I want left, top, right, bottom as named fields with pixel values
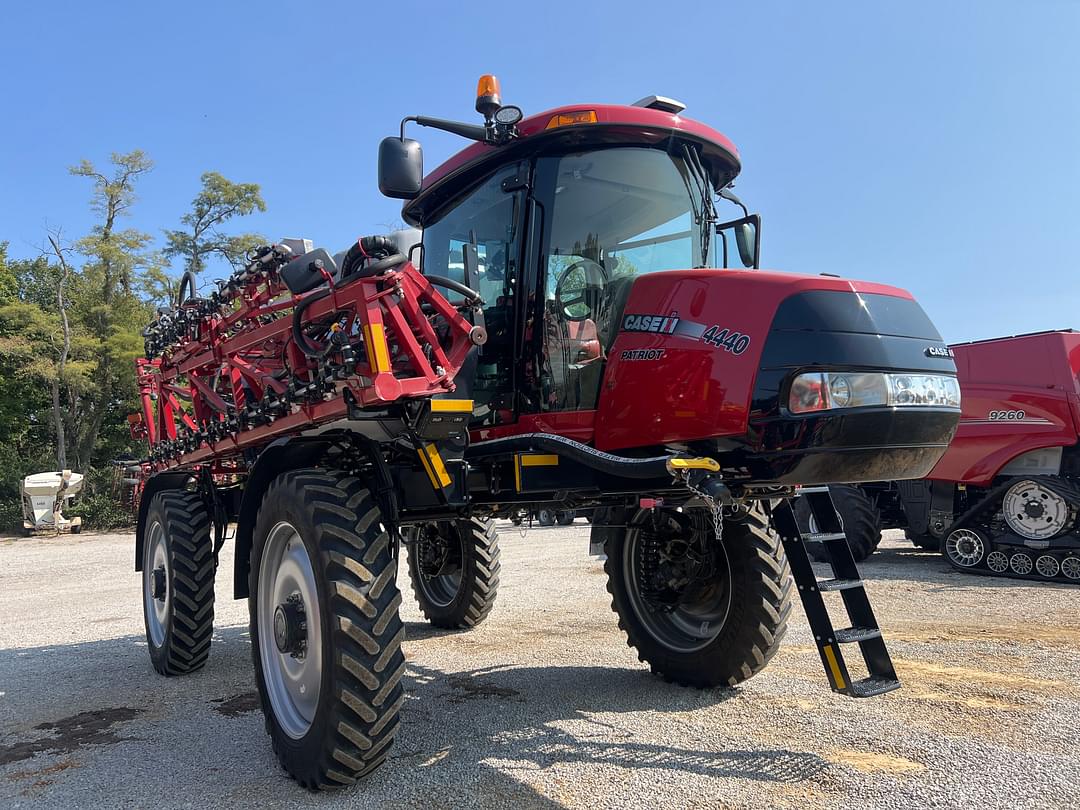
left=1, top=523, right=1079, bottom=809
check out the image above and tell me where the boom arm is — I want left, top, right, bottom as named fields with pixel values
left=134, top=240, right=484, bottom=471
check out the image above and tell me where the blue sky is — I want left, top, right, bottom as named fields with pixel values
left=2, top=1, right=1077, bottom=343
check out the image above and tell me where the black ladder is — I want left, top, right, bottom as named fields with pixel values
left=772, top=488, right=900, bottom=698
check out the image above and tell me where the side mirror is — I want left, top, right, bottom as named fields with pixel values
left=378, top=137, right=423, bottom=200
left=716, top=214, right=761, bottom=269
left=735, top=221, right=756, bottom=268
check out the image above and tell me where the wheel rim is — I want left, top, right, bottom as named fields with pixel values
left=143, top=520, right=169, bottom=647
left=1061, top=557, right=1080, bottom=580
left=1009, top=552, right=1033, bottom=575
left=986, top=551, right=1010, bottom=573
left=257, top=521, right=322, bottom=739
left=1003, top=480, right=1071, bottom=540
left=622, top=511, right=732, bottom=653
left=945, top=529, right=986, bottom=567
left=1036, top=555, right=1060, bottom=578
left=414, top=524, right=464, bottom=608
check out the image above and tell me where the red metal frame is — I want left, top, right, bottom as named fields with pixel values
left=135, top=258, right=477, bottom=473
left=929, top=331, right=1080, bottom=485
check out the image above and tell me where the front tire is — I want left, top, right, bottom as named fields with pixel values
left=604, top=507, right=792, bottom=688
left=407, top=517, right=500, bottom=629
left=250, top=469, right=405, bottom=789
left=142, top=490, right=215, bottom=676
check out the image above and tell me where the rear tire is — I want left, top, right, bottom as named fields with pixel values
left=537, top=509, right=556, bottom=526
left=797, top=485, right=882, bottom=562
left=250, top=469, right=405, bottom=789
left=407, top=517, right=500, bottom=629
left=604, top=507, right=792, bottom=688
left=905, top=529, right=940, bottom=551
left=142, top=490, right=215, bottom=676
left=556, top=511, right=575, bottom=526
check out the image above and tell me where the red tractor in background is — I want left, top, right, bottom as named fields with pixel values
left=801, top=331, right=1080, bottom=584
left=128, top=76, right=962, bottom=788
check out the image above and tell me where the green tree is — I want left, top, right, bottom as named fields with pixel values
left=163, top=171, right=265, bottom=283
left=0, top=251, right=64, bottom=509
left=68, top=151, right=161, bottom=470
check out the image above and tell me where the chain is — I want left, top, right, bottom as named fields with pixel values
left=681, top=473, right=723, bottom=545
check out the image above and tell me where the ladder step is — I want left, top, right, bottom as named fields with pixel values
left=817, top=578, right=864, bottom=592
left=850, top=676, right=901, bottom=698
left=804, top=532, right=846, bottom=542
left=834, top=626, right=882, bottom=643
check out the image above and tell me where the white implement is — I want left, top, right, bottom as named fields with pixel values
left=21, top=470, right=84, bottom=535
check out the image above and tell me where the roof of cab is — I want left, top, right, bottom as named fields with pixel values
left=401, top=103, right=741, bottom=225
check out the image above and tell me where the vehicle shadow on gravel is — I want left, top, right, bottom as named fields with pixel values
left=1, top=624, right=828, bottom=799
left=399, top=659, right=828, bottom=784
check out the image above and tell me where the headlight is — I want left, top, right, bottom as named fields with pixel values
left=788, top=372, right=960, bottom=414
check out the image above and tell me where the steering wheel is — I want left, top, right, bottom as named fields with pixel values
left=554, top=258, right=609, bottom=322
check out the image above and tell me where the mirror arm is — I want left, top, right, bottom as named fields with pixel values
left=718, top=185, right=749, bottom=218
left=400, top=115, right=488, bottom=143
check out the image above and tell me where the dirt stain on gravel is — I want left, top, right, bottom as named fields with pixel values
left=893, top=658, right=1075, bottom=694
left=446, top=674, right=521, bottom=703
left=826, top=748, right=925, bottom=774
left=211, top=692, right=260, bottom=717
left=0, top=707, right=142, bottom=766
left=888, top=621, right=1080, bottom=648
left=5, top=758, right=79, bottom=781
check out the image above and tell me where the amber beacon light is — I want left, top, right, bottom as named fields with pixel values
left=475, top=74, right=502, bottom=116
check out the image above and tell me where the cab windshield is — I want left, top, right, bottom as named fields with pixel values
left=532, top=145, right=722, bottom=412
left=536, top=145, right=719, bottom=285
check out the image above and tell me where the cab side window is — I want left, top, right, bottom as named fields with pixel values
left=421, top=166, right=521, bottom=425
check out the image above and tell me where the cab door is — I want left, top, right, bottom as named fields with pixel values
left=420, top=163, right=527, bottom=427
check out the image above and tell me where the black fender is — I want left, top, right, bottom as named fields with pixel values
left=231, top=436, right=338, bottom=599
left=134, top=471, right=194, bottom=570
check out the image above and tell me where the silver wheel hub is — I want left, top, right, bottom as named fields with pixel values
left=1010, top=552, right=1034, bottom=575
left=1003, top=480, right=1070, bottom=540
left=143, top=521, right=169, bottom=647
left=1062, top=557, right=1080, bottom=580
left=257, top=522, right=322, bottom=739
left=986, top=551, right=1010, bottom=573
left=945, top=529, right=985, bottom=567
left=1036, top=555, right=1060, bottom=578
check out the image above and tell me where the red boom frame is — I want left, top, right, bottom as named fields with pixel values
left=134, top=251, right=479, bottom=473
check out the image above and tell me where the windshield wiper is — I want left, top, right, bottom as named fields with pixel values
left=679, top=143, right=718, bottom=268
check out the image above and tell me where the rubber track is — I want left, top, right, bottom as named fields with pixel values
left=604, top=508, right=793, bottom=688
left=411, top=517, right=501, bottom=628
left=258, top=469, right=405, bottom=789
left=946, top=474, right=1080, bottom=585
left=156, top=491, right=215, bottom=675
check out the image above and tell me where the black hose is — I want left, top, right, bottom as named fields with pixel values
left=340, top=237, right=407, bottom=279
left=465, top=432, right=676, bottom=479
left=291, top=288, right=334, bottom=358
left=423, top=274, right=483, bottom=305
left=178, top=270, right=198, bottom=304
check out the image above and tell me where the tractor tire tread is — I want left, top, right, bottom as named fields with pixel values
left=146, top=490, right=215, bottom=677
left=604, top=508, right=792, bottom=689
left=409, top=517, right=500, bottom=629
left=251, top=468, right=403, bottom=790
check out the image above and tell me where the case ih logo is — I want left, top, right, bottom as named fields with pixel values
left=622, top=313, right=679, bottom=334
left=925, top=346, right=955, bottom=358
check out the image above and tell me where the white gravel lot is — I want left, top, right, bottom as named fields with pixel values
left=1, top=523, right=1078, bottom=809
